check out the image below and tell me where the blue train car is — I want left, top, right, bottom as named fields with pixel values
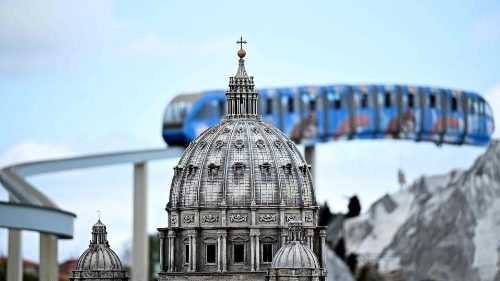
left=162, top=85, right=494, bottom=147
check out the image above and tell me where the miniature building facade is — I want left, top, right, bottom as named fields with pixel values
left=158, top=43, right=327, bottom=281
left=70, top=220, right=128, bottom=281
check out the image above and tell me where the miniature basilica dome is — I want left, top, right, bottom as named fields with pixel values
left=168, top=55, right=315, bottom=209
left=158, top=41, right=327, bottom=281
left=71, top=220, right=128, bottom=281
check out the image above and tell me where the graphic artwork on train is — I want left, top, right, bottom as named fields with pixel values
left=162, top=85, right=494, bottom=147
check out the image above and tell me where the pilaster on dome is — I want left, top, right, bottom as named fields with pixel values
left=224, top=36, right=260, bottom=120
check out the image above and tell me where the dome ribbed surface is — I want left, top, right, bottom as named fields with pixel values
left=169, top=119, right=316, bottom=207
left=271, top=241, right=320, bottom=269
left=76, top=244, right=123, bottom=271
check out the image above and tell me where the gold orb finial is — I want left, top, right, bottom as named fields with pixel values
left=236, top=36, right=247, bottom=58
left=237, top=48, right=246, bottom=58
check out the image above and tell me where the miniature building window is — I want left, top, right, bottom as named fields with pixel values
left=206, top=244, right=216, bottom=264
left=262, top=243, right=273, bottom=263
left=233, top=244, right=245, bottom=263
left=282, top=163, right=293, bottom=175
left=184, top=244, right=190, bottom=264
left=256, top=139, right=265, bottom=149
left=208, top=163, right=220, bottom=176
left=233, top=162, right=245, bottom=176
left=187, top=165, right=198, bottom=177
left=235, top=139, right=244, bottom=149
left=260, top=162, right=272, bottom=175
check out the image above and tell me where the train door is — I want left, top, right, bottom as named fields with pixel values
left=478, top=98, right=494, bottom=144
left=399, top=86, right=419, bottom=140
left=421, top=88, right=443, bottom=143
left=467, top=95, right=481, bottom=142
left=443, top=90, right=464, bottom=143
left=378, top=85, right=399, bottom=137
left=352, top=85, right=375, bottom=138
left=280, top=88, right=300, bottom=140
left=296, top=87, right=323, bottom=144
left=325, top=85, right=351, bottom=139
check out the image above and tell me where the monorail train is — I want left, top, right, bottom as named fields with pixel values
left=162, top=85, right=494, bottom=147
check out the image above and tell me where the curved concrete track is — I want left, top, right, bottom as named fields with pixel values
left=0, top=147, right=185, bottom=281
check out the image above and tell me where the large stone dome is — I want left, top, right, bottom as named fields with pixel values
left=159, top=44, right=326, bottom=281
left=169, top=118, right=316, bottom=208
left=168, top=47, right=316, bottom=209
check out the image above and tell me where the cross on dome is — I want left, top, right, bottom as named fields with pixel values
left=236, top=36, right=247, bottom=49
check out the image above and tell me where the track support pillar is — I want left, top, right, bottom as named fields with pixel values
left=133, top=162, right=148, bottom=281
left=305, top=145, right=316, bottom=183
left=39, top=234, right=58, bottom=281
left=7, top=196, right=22, bottom=281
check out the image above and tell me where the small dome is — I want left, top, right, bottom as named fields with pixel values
left=75, top=219, right=124, bottom=271
left=76, top=245, right=123, bottom=271
left=271, top=240, right=320, bottom=269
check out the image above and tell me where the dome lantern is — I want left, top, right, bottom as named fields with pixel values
left=225, top=36, right=259, bottom=119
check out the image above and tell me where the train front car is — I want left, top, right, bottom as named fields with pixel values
left=466, top=93, right=494, bottom=145
left=162, top=91, right=225, bottom=146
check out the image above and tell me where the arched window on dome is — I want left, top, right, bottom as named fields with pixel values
left=207, top=163, right=220, bottom=176
left=233, top=162, right=245, bottom=176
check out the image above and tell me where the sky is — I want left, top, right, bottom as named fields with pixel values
left=0, top=0, right=500, bottom=263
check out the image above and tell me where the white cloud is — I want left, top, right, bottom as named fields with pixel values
left=119, top=33, right=234, bottom=60
left=0, top=140, right=75, bottom=167
left=486, top=84, right=500, bottom=138
left=470, top=13, right=500, bottom=43
left=0, top=0, right=116, bottom=76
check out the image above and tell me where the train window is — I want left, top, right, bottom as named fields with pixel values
left=219, top=100, right=225, bottom=116
left=451, top=96, right=458, bottom=112
left=266, top=98, right=273, bottom=115
left=479, top=101, right=485, bottom=116
left=361, top=93, right=369, bottom=108
left=408, top=93, right=414, bottom=108
left=310, top=99, right=316, bottom=111
left=384, top=91, right=391, bottom=107
left=429, top=94, right=436, bottom=108
left=196, top=103, right=214, bottom=119
left=288, top=97, right=294, bottom=112
left=470, top=101, right=476, bottom=115
left=165, top=101, right=192, bottom=123
left=334, top=97, right=342, bottom=109
left=486, top=103, right=493, bottom=117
